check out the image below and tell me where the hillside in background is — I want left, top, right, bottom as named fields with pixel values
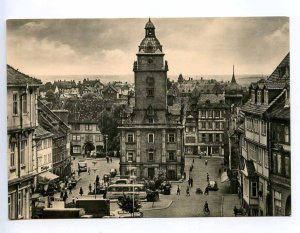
left=38, top=74, right=267, bottom=87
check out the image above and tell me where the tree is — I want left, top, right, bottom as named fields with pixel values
left=83, top=141, right=95, bottom=154
left=117, top=195, right=142, bottom=215
left=82, top=92, right=97, bottom=99
left=45, top=90, right=59, bottom=108
left=98, top=104, right=124, bottom=152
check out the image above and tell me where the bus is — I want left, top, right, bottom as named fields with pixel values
left=106, top=184, right=147, bottom=200
left=78, top=160, right=87, bottom=172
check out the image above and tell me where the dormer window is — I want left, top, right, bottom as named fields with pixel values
left=251, top=89, right=255, bottom=104
left=264, top=90, right=269, bottom=105
left=257, top=90, right=261, bottom=104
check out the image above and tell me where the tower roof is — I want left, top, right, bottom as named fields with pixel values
left=138, top=18, right=163, bottom=54
left=231, top=64, right=237, bottom=84
left=145, top=18, right=155, bottom=29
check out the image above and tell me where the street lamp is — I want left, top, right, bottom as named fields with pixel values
left=128, top=161, right=136, bottom=217
left=104, top=134, right=108, bottom=158
left=92, top=161, right=97, bottom=167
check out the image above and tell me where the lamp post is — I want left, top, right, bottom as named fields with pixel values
left=104, top=134, right=108, bottom=158
left=128, top=161, right=134, bottom=217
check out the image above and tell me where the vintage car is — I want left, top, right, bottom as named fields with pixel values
left=207, top=181, right=219, bottom=191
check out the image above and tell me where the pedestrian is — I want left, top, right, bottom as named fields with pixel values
left=110, top=157, right=113, bottom=163
left=177, top=185, right=181, bottom=195
left=183, top=172, right=186, bottom=180
left=60, top=190, right=64, bottom=200
left=106, top=156, right=109, bottom=163
left=204, top=186, right=209, bottom=195
left=205, top=159, right=208, bottom=166
left=190, top=178, right=193, bottom=187
left=186, top=186, right=190, bottom=196
left=89, top=183, right=92, bottom=194
left=189, top=166, right=192, bottom=172
left=103, top=188, right=107, bottom=199
left=68, top=184, right=72, bottom=194
left=79, top=187, right=83, bottom=196
left=88, top=167, right=91, bottom=175
left=234, top=206, right=238, bottom=216
left=188, top=178, right=191, bottom=187
left=193, top=158, right=195, bottom=163
left=63, top=191, right=68, bottom=202
left=219, top=168, right=221, bottom=175
left=72, top=196, right=75, bottom=204
left=207, top=173, right=210, bottom=182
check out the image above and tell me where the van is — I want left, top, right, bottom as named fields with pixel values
left=78, top=160, right=87, bottom=172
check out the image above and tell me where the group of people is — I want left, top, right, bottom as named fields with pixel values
left=106, top=156, right=113, bottom=163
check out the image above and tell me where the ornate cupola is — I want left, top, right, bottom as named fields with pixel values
left=138, top=18, right=163, bottom=54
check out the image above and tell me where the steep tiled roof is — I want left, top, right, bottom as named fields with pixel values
left=53, top=80, right=77, bottom=89
left=103, top=85, right=118, bottom=93
left=63, top=99, right=105, bottom=123
left=38, top=100, right=70, bottom=139
left=267, top=53, right=290, bottom=82
left=270, top=106, right=290, bottom=120
left=241, top=89, right=286, bottom=115
left=35, top=125, right=53, bottom=138
left=7, top=65, right=42, bottom=86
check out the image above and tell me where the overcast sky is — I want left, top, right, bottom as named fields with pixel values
left=7, top=17, right=289, bottom=77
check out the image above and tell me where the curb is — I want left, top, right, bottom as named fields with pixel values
left=142, top=200, right=173, bottom=211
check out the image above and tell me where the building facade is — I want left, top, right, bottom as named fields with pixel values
left=7, top=65, right=42, bottom=219
left=63, top=99, right=105, bottom=156
left=238, top=53, right=290, bottom=216
left=119, top=19, right=184, bottom=180
left=38, top=100, right=71, bottom=180
left=270, top=102, right=291, bottom=216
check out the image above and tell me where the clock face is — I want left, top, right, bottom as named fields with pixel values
left=146, top=77, right=154, bottom=85
left=148, top=58, right=153, bottom=64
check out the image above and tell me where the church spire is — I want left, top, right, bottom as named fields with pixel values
left=231, top=64, right=237, bottom=84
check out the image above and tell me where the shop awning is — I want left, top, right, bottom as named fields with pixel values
left=38, top=171, right=59, bottom=183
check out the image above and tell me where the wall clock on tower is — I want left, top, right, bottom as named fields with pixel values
left=146, top=76, right=154, bottom=85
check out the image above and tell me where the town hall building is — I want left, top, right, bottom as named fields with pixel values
left=119, top=19, right=184, bottom=180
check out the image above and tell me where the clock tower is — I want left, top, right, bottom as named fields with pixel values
left=133, top=18, right=168, bottom=113
left=119, top=19, right=184, bottom=181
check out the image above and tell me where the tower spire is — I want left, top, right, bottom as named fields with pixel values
left=231, top=64, right=237, bottom=84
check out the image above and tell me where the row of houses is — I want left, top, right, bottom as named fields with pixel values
left=40, top=78, right=134, bottom=103
left=7, top=65, right=71, bottom=220
left=235, top=53, right=290, bottom=216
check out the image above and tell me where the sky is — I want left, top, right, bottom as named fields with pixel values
left=6, top=17, right=289, bottom=78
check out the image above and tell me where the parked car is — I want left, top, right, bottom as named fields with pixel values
left=160, top=181, right=172, bottom=195
left=207, top=181, right=218, bottom=191
left=115, top=179, right=133, bottom=184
